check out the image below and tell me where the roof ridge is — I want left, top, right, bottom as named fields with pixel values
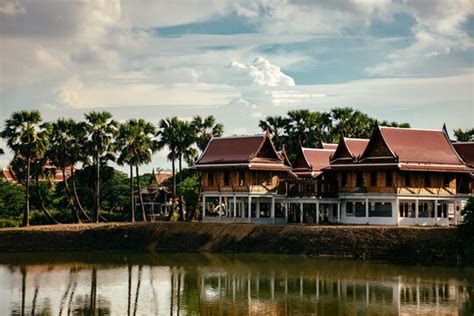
left=302, top=148, right=336, bottom=152
left=379, top=126, right=442, bottom=132
left=213, top=134, right=265, bottom=140
left=343, top=137, right=369, bottom=141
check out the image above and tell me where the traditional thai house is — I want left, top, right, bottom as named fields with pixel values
left=192, top=132, right=296, bottom=223
left=324, top=126, right=472, bottom=226
left=1, top=164, right=72, bottom=184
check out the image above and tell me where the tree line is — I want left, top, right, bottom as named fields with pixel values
left=0, top=107, right=472, bottom=227
left=0, top=111, right=223, bottom=226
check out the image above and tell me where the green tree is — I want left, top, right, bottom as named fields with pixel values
left=84, top=111, right=118, bottom=222
left=157, top=117, right=180, bottom=205
left=177, top=174, right=201, bottom=220
left=1, top=111, right=49, bottom=226
left=453, top=128, right=474, bottom=142
left=0, top=180, right=25, bottom=218
left=191, top=115, right=224, bottom=152
left=116, top=119, right=158, bottom=222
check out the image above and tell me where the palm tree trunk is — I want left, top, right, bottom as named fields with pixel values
left=71, top=166, right=91, bottom=221
left=64, top=168, right=81, bottom=223
left=178, top=155, right=184, bottom=221
left=135, top=165, right=146, bottom=222
left=95, top=155, right=100, bottom=223
left=23, top=157, right=30, bottom=226
left=35, top=175, right=59, bottom=224
left=129, top=164, right=135, bottom=223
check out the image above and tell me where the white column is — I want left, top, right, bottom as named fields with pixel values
left=256, top=199, right=260, bottom=218
left=316, top=202, right=320, bottom=224
left=454, top=200, right=458, bottom=226
left=233, top=195, right=237, bottom=220
left=202, top=195, right=206, bottom=220
left=218, top=195, right=222, bottom=222
left=241, top=201, right=245, bottom=219
left=285, top=203, right=289, bottom=222
left=248, top=195, right=252, bottom=222
left=365, top=198, right=369, bottom=224
left=300, top=203, right=304, bottom=223
left=337, top=202, right=341, bottom=224
left=271, top=196, right=275, bottom=224
left=395, top=198, right=400, bottom=226
left=435, top=198, right=439, bottom=225
left=415, top=199, right=419, bottom=225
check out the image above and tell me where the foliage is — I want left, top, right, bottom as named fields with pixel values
left=177, top=174, right=201, bottom=220
left=460, top=196, right=474, bottom=238
left=259, top=107, right=410, bottom=163
left=453, top=128, right=474, bottom=142
left=0, top=180, right=25, bottom=218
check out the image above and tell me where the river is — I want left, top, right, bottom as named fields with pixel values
left=0, top=252, right=472, bottom=315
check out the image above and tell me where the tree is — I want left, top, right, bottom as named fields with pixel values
left=0, top=180, right=24, bottom=218
left=191, top=115, right=224, bottom=152
left=84, top=111, right=118, bottom=222
left=177, top=174, right=201, bottom=220
left=48, top=119, right=87, bottom=223
left=117, top=119, right=158, bottom=222
left=1, top=111, right=49, bottom=226
left=453, top=128, right=474, bottom=142
left=460, top=196, right=474, bottom=238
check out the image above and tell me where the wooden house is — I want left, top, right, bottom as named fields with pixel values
left=192, top=132, right=296, bottom=223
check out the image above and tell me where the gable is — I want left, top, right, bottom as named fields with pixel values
left=330, top=139, right=354, bottom=163
left=359, top=127, right=396, bottom=162
left=254, top=135, right=282, bottom=161
left=293, top=147, right=311, bottom=170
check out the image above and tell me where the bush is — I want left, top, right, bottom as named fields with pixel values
left=0, top=181, right=25, bottom=218
left=460, top=197, right=474, bottom=238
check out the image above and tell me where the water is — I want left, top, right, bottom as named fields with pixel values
left=0, top=252, right=472, bottom=315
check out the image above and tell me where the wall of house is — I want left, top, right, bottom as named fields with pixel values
left=201, top=170, right=284, bottom=193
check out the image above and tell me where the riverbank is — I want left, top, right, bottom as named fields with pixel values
left=0, top=222, right=467, bottom=265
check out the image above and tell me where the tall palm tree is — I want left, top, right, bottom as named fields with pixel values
left=453, top=128, right=474, bottom=142
left=191, top=115, right=223, bottom=152
left=1, top=111, right=49, bottom=226
left=49, top=119, right=88, bottom=223
left=84, top=111, right=118, bottom=223
left=117, top=119, right=157, bottom=222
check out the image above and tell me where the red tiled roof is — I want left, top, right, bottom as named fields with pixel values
left=2, top=168, right=17, bottom=184
left=453, top=142, right=474, bottom=167
left=345, top=138, right=369, bottom=158
left=154, top=171, right=173, bottom=185
left=322, top=143, right=338, bottom=150
left=379, top=127, right=464, bottom=165
left=302, top=148, right=335, bottom=172
left=196, top=135, right=265, bottom=164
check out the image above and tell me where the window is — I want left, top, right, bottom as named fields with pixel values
left=424, top=173, right=431, bottom=187
left=356, top=172, right=364, bottom=187
left=341, top=173, right=348, bottom=187
left=370, top=172, right=377, bottom=186
left=443, top=175, right=451, bottom=188
left=239, top=171, right=245, bottom=186
left=399, top=202, right=415, bottom=218
left=385, top=171, right=392, bottom=187
left=207, top=172, right=214, bottom=186
left=224, top=172, right=230, bottom=186
left=404, top=173, right=411, bottom=187
left=346, top=202, right=354, bottom=216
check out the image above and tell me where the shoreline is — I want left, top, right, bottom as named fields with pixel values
left=0, top=222, right=466, bottom=266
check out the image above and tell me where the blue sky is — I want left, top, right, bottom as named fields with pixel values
left=0, top=0, right=473, bottom=172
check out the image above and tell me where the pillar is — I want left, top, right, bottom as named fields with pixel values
left=300, top=203, right=303, bottom=223
left=202, top=195, right=206, bottom=220
left=218, top=195, right=222, bottom=222
left=271, top=196, right=275, bottom=224
left=454, top=200, right=458, bottom=226
left=415, top=199, right=419, bottom=225
left=241, top=201, right=245, bottom=219
left=316, top=202, right=320, bottom=224
left=233, top=195, right=237, bottom=219
left=365, top=198, right=369, bottom=224
left=256, top=199, right=260, bottom=218
left=395, top=198, right=399, bottom=226
left=248, top=195, right=252, bottom=222
left=285, top=203, right=289, bottom=222
left=337, top=202, right=341, bottom=224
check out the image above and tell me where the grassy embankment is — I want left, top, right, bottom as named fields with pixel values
left=0, top=222, right=469, bottom=266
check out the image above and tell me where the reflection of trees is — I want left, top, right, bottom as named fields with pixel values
left=70, top=267, right=111, bottom=315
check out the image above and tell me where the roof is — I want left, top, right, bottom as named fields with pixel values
left=1, top=165, right=71, bottom=184
left=344, top=138, right=370, bottom=158
left=153, top=171, right=173, bottom=185
left=379, top=126, right=464, bottom=165
left=294, top=148, right=335, bottom=178
left=453, top=142, right=474, bottom=167
left=322, top=143, right=338, bottom=150
left=196, top=135, right=267, bottom=164
left=1, top=168, right=17, bottom=184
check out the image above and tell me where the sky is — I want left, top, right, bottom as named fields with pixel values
left=0, top=0, right=473, bottom=172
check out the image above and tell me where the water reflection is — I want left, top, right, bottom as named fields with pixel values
left=0, top=252, right=472, bottom=315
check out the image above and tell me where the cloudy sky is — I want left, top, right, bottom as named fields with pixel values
left=0, top=0, right=473, bottom=171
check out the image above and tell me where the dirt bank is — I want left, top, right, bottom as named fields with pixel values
left=0, top=222, right=464, bottom=265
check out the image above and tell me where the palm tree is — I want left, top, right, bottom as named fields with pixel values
left=191, top=115, right=223, bottom=152
left=453, top=128, right=474, bottom=142
left=49, top=119, right=87, bottom=223
left=84, top=111, right=118, bottom=223
left=1, top=111, right=49, bottom=226
left=117, top=119, right=157, bottom=222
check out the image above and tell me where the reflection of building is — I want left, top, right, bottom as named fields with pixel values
left=195, top=126, right=473, bottom=226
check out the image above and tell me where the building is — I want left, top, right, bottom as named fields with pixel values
left=1, top=164, right=72, bottom=184
left=192, top=132, right=295, bottom=223
left=195, top=126, right=473, bottom=226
